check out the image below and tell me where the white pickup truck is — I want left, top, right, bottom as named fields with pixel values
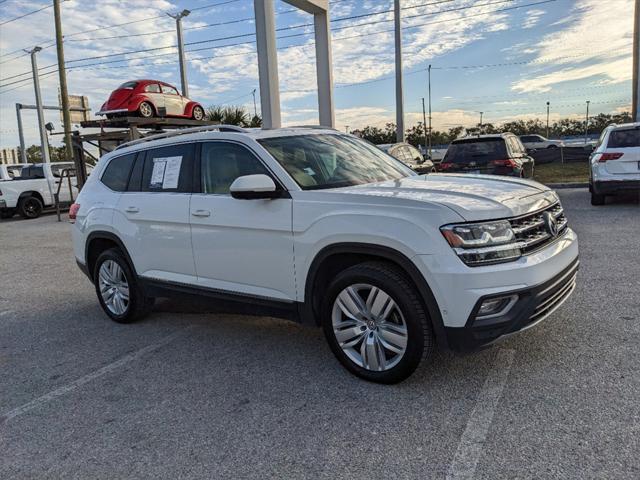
left=0, top=162, right=79, bottom=219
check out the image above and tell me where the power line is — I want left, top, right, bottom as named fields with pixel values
left=0, top=2, right=53, bottom=27
left=0, top=0, right=571, bottom=91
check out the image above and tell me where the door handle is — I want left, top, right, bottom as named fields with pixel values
left=125, top=206, right=139, bottom=213
left=191, top=209, right=211, bottom=217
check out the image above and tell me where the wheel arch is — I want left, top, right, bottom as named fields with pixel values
left=184, top=101, right=202, bottom=117
left=301, top=242, right=448, bottom=348
left=18, top=190, right=45, bottom=204
left=85, top=231, right=137, bottom=282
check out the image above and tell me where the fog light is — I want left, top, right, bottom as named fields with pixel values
left=477, top=294, right=518, bottom=319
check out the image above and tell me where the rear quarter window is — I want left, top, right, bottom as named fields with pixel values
left=141, top=143, right=195, bottom=193
left=608, top=129, right=640, bottom=148
left=100, top=154, right=135, bottom=191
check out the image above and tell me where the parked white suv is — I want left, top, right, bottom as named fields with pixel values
left=71, top=126, right=579, bottom=383
left=589, top=122, right=640, bottom=205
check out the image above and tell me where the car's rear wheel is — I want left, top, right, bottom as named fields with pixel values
left=18, top=196, right=43, bottom=219
left=192, top=105, right=205, bottom=121
left=94, top=248, right=154, bottom=323
left=322, top=261, right=434, bottom=384
left=591, top=192, right=606, bottom=205
left=138, top=102, right=154, bottom=118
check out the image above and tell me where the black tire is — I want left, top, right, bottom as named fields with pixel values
left=138, top=101, right=154, bottom=118
left=591, top=192, right=605, bottom=206
left=321, top=261, right=435, bottom=384
left=192, top=105, right=205, bottom=121
left=0, top=209, right=15, bottom=219
left=18, top=196, right=43, bottom=219
left=547, top=144, right=558, bottom=149
left=93, top=248, right=154, bottom=324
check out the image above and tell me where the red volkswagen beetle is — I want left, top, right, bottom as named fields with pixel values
left=97, top=79, right=205, bottom=120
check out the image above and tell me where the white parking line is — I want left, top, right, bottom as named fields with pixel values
left=1, top=329, right=188, bottom=423
left=446, top=348, right=516, bottom=480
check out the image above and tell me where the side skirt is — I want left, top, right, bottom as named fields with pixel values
left=138, top=277, right=302, bottom=323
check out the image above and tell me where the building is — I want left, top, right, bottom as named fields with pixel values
left=0, top=148, right=21, bottom=164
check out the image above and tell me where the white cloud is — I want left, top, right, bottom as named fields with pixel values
left=511, top=0, right=633, bottom=93
left=521, top=9, right=546, bottom=29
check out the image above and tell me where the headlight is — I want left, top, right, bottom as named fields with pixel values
left=440, top=220, right=524, bottom=266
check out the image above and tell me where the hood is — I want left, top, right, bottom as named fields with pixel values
left=103, top=88, right=134, bottom=110
left=333, top=173, right=558, bottom=221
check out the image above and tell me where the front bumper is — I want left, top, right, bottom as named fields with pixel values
left=593, top=179, right=640, bottom=195
left=96, top=108, right=129, bottom=116
left=414, top=227, right=579, bottom=351
left=0, top=199, right=6, bottom=209
left=444, top=258, right=579, bottom=352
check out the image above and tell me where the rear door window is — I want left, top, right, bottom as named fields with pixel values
left=445, top=139, right=508, bottom=164
left=141, top=143, right=194, bottom=193
left=608, top=129, right=640, bottom=148
left=101, top=154, right=135, bottom=191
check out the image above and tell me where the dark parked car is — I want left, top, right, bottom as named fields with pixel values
left=378, top=142, right=435, bottom=174
left=439, top=133, right=535, bottom=178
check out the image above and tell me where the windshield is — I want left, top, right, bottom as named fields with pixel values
left=258, top=134, right=414, bottom=190
left=444, top=139, right=508, bottom=164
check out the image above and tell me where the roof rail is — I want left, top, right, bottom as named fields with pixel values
left=287, top=125, right=339, bottom=131
left=115, top=124, right=247, bottom=150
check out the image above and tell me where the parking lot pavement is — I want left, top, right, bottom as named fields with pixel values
left=1, top=189, right=638, bottom=480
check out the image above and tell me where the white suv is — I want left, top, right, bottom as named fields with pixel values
left=71, top=126, right=579, bottom=383
left=589, top=122, right=640, bottom=205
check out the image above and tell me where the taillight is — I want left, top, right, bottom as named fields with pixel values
left=598, top=152, right=623, bottom=162
left=69, top=203, right=80, bottom=222
left=490, top=159, right=517, bottom=167
left=439, top=162, right=455, bottom=170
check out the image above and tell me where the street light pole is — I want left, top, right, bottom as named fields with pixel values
left=394, top=0, right=405, bottom=142
left=546, top=101, right=550, bottom=138
left=168, top=9, right=191, bottom=97
left=27, top=46, right=50, bottom=163
left=479, top=111, right=484, bottom=129
left=252, top=88, right=258, bottom=118
left=422, top=97, right=428, bottom=155
left=53, top=0, right=73, bottom=161
left=585, top=100, right=590, bottom=143
left=427, top=64, right=432, bottom=158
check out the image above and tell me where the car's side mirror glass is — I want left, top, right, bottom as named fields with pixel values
left=230, top=174, right=280, bottom=200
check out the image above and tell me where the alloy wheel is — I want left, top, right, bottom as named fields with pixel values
left=331, top=283, right=408, bottom=371
left=139, top=102, right=153, bottom=118
left=98, top=260, right=130, bottom=315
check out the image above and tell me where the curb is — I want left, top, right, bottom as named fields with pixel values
left=544, top=182, right=589, bottom=189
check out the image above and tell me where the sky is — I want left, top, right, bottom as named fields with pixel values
left=0, top=0, right=634, bottom=148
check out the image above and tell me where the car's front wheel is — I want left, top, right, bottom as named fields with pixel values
left=322, top=261, right=434, bottom=384
left=94, top=248, right=154, bottom=323
left=138, top=101, right=154, bottom=118
left=192, top=105, right=205, bottom=121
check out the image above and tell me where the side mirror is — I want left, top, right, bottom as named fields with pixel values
left=230, top=174, right=281, bottom=200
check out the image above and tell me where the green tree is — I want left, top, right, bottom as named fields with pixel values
left=205, top=105, right=260, bottom=127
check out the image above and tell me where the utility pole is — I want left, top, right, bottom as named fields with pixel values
left=168, top=9, right=190, bottom=97
left=546, top=101, right=550, bottom=138
left=394, top=0, right=405, bottom=142
left=633, top=0, right=640, bottom=121
left=345, top=125, right=349, bottom=133
left=421, top=98, right=428, bottom=155
left=27, top=47, right=50, bottom=163
left=53, top=0, right=72, bottom=161
left=252, top=88, right=258, bottom=118
left=479, top=111, right=484, bottom=129
left=427, top=64, right=432, bottom=157
left=585, top=100, right=590, bottom=143
left=16, top=104, right=27, bottom=163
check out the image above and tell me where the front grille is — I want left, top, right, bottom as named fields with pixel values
left=509, top=203, right=568, bottom=254
left=528, top=260, right=578, bottom=324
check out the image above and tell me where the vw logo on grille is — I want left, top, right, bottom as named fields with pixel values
left=543, top=211, right=559, bottom=237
